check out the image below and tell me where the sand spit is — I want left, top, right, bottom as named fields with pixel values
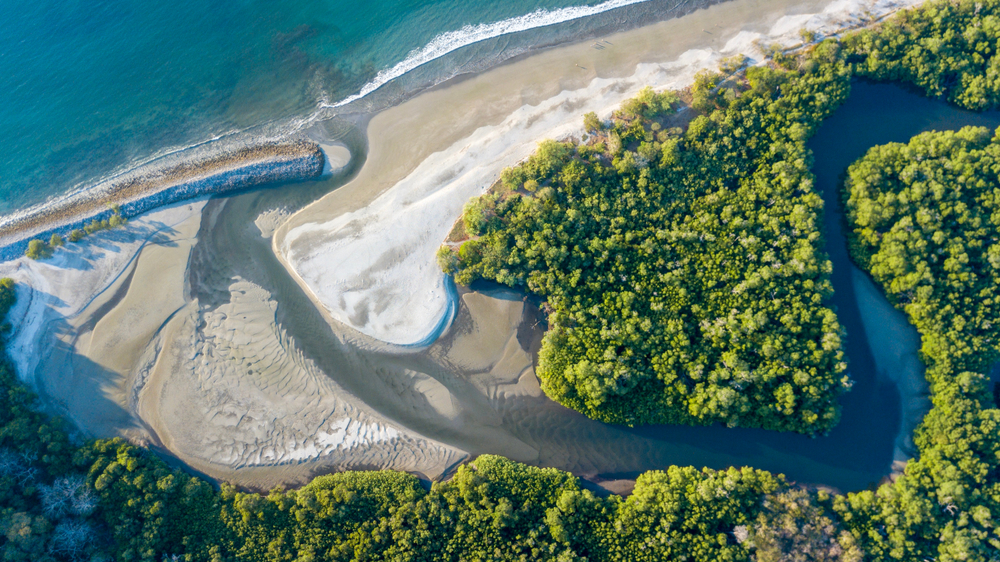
left=2, top=193, right=465, bottom=484
left=276, top=0, right=921, bottom=348
left=0, top=141, right=325, bottom=261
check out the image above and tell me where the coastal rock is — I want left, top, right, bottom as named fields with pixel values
left=0, top=141, right=325, bottom=261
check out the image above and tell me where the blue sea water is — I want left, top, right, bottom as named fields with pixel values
left=0, top=0, right=664, bottom=215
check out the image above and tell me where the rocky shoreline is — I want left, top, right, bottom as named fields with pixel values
left=0, top=141, right=325, bottom=261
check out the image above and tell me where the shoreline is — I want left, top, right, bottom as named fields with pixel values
left=0, top=141, right=325, bottom=262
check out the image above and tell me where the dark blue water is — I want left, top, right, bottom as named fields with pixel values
left=1, top=0, right=665, bottom=214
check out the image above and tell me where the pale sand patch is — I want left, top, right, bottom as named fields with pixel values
left=138, top=278, right=465, bottom=482
left=851, top=268, right=931, bottom=465
left=275, top=0, right=920, bottom=347
left=319, top=143, right=352, bottom=176
left=0, top=202, right=206, bottom=439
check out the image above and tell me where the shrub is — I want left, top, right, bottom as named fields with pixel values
left=25, top=239, right=49, bottom=260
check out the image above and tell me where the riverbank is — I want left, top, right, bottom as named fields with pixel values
left=0, top=141, right=325, bottom=261
left=0, top=195, right=468, bottom=489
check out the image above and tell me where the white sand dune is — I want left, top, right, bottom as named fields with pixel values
left=277, top=0, right=921, bottom=348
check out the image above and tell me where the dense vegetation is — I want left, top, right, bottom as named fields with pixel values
left=846, top=0, right=1000, bottom=109
left=838, top=126, right=1000, bottom=560
left=5, top=0, right=1000, bottom=560
left=439, top=47, right=852, bottom=434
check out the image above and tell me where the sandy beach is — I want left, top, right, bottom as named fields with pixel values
left=1, top=0, right=932, bottom=491
left=275, top=0, right=918, bottom=347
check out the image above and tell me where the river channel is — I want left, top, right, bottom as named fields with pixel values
left=191, top=80, right=1000, bottom=493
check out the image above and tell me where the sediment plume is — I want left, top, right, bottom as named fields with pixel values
left=0, top=140, right=325, bottom=261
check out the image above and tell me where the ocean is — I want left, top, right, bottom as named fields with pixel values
left=0, top=0, right=675, bottom=215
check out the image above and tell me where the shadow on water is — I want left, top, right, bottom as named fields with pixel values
left=190, top=80, right=1000, bottom=493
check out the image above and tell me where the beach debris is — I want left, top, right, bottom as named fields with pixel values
left=575, top=64, right=587, bottom=70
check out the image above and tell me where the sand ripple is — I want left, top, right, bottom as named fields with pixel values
left=141, top=278, right=465, bottom=475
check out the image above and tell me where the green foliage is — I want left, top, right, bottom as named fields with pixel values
left=751, top=488, right=862, bottom=561
left=691, top=70, right=723, bottom=112
left=2, top=2, right=1000, bottom=561
left=25, top=239, right=50, bottom=260
left=845, top=126, right=1000, bottom=374
left=446, top=49, right=852, bottom=433
left=845, top=0, right=1000, bottom=110
left=840, top=126, right=1000, bottom=560
left=80, top=439, right=224, bottom=561
left=719, top=54, right=749, bottom=75
left=618, top=86, right=680, bottom=119
left=24, top=209, right=127, bottom=259
left=611, top=466, right=780, bottom=562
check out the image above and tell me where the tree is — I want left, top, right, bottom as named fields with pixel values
left=751, top=489, right=862, bottom=562
left=25, top=239, right=49, bottom=260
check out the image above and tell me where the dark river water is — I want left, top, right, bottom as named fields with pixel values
left=197, top=81, right=1000, bottom=493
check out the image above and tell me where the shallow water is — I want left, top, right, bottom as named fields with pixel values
left=0, top=0, right=704, bottom=215
left=183, top=81, right=1000, bottom=492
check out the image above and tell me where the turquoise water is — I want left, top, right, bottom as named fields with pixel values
left=0, top=0, right=665, bottom=214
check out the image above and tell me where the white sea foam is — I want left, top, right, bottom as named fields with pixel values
left=329, top=0, right=656, bottom=108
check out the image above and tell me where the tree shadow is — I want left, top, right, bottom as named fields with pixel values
left=35, top=313, right=143, bottom=439
left=45, top=218, right=182, bottom=272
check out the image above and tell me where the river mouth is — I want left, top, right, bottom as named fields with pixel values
left=174, top=80, right=1000, bottom=492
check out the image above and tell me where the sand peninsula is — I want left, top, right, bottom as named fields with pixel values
left=276, top=0, right=921, bottom=348
left=0, top=140, right=325, bottom=261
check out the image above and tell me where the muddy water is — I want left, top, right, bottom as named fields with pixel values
left=190, top=81, right=1000, bottom=492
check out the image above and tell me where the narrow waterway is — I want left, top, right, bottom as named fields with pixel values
left=191, top=80, right=1000, bottom=492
